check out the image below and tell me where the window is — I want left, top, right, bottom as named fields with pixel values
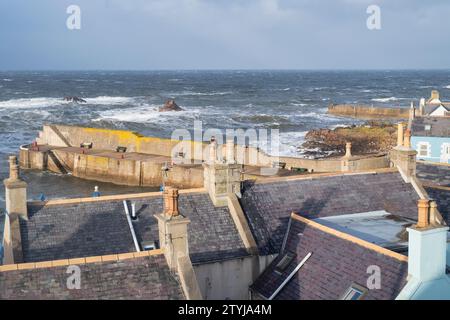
left=417, top=142, right=430, bottom=157
left=341, top=284, right=368, bottom=300
left=444, top=145, right=450, bottom=155
left=274, top=253, right=295, bottom=274
left=424, top=125, right=432, bottom=131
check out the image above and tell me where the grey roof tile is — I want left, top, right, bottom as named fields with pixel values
left=239, top=172, right=419, bottom=255
left=250, top=217, right=408, bottom=300
left=425, top=187, right=450, bottom=225
left=21, top=192, right=248, bottom=264
left=417, top=163, right=450, bottom=187
left=0, top=254, right=184, bottom=300
left=412, top=117, right=450, bottom=137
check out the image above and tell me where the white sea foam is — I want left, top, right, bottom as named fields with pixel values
left=444, top=85, right=450, bottom=89
left=167, top=90, right=233, bottom=97
left=2, top=78, right=12, bottom=82
left=371, top=97, right=400, bottom=102
left=84, top=96, right=134, bottom=105
left=0, top=97, right=68, bottom=109
left=0, top=96, right=134, bottom=109
left=95, top=104, right=200, bottom=123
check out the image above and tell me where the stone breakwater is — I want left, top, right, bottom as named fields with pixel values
left=328, top=104, right=410, bottom=119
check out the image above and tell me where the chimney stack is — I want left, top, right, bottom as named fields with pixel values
left=209, top=139, right=217, bottom=165
left=344, top=142, right=352, bottom=158
left=397, top=123, right=404, bottom=147
left=406, top=198, right=449, bottom=284
left=430, top=90, right=440, bottom=101
left=156, top=187, right=190, bottom=271
left=390, top=123, right=417, bottom=182
left=419, top=98, right=425, bottom=116
left=3, top=155, right=28, bottom=264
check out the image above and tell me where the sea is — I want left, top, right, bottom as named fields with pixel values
left=0, top=70, right=450, bottom=203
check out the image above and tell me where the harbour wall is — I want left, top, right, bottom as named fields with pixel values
left=19, top=124, right=391, bottom=188
left=328, top=104, right=410, bottom=119
left=20, top=148, right=204, bottom=189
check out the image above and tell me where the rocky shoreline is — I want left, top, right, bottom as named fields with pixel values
left=298, top=121, right=398, bottom=159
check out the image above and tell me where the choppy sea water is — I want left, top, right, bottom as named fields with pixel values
left=0, top=70, right=450, bottom=201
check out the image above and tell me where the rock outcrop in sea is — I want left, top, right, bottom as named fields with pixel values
left=159, top=99, right=183, bottom=112
left=63, top=96, right=87, bottom=103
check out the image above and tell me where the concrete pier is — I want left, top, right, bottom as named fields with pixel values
left=20, top=145, right=205, bottom=188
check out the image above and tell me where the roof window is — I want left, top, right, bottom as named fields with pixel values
left=274, top=253, right=295, bottom=274
left=341, top=284, right=367, bottom=300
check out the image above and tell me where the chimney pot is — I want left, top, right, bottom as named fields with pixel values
left=344, top=142, right=352, bottom=158
left=8, top=156, right=19, bottom=181
left=163, top=187, right=179, bottom=217
left=404, top=129, right=412, bottom=149
left=226, top=139, right=235, bottom=164
left=417, top=199, right=430, bottom=229
left=209, top=140, right=217, bottom=164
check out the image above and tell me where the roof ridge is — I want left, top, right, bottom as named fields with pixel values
left=418, top=160, right=450, bottom=168
left=27, top=188, right=207, bottom=207
left=0, top=249, right=164, bottom=273
left=422, top=184, right=450, bottom=192
left=290, top=213, right=408, bottom=262
left=253, top=168, right=398, bottom=185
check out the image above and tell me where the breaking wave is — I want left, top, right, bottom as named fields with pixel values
left=95, top=104, right=200, bottom=123
left=371, top=97, right=400, bottom=102
left=166, top=90, right=233, bottom=97
left=0, top=96, right=134, bottom=109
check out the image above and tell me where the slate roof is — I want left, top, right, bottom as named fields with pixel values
left=424, top=104, right=449, bottom=116
left=21, top=191, right=248, bottom=264
left=411, top=117, right=450, bottom=137
left=250, top=215, right=408, bottom=300
left=239, top=171, right=419, bottom=255
left=0, top=254, right=184, bottom=300
left=22, top=201, right=136, bottom=262
left=417, top=163, right=450, bottom=187
left=425, top=187, right=450, bottom=225
left=130, top=193, right=248, bottom=264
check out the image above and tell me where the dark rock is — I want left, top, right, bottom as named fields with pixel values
left=63, top=96, right=87, bottom=103
left=159, top=99, right=183, bottom=112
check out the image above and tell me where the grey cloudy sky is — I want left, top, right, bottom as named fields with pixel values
left=1, top=0, right=450, bottom=70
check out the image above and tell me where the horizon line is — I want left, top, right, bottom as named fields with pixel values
left=1, top=68, right=450, bottom=72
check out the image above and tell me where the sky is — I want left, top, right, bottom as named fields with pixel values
left=1, top=0, right=450, bottom=70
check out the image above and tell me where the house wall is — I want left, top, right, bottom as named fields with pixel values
left=412, top=136, right=450, bottom=164
left=193, top=255, right=276, bottom=300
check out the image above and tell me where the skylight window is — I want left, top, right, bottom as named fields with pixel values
left=274, top=253, right=295, bottom=274
left=341, top=284, right=367, bottom=300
